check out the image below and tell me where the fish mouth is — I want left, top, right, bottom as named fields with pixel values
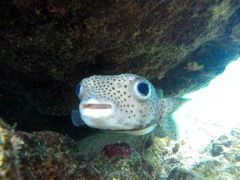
left=83, top=104, right=112, bottom=109
left=80, top=98, right=114, bottom=119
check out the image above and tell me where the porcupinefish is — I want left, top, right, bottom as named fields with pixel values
left=71, top=74, right=187, bottom=140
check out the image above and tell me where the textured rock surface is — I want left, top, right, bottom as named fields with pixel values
left=1, top=1, right=240, bottom=179
left=0, top=118, right=23, bottom=179
left=0, top=0, right=240, bottom=133
left=17, top=125, right=158, bottom=179
left=144, top=128, right=240, bottom=179
left=0, top=116, right=240, bottom=179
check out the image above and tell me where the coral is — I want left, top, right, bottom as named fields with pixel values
left=143, top=127, right=240, bottom=179
left=17, top=131, right=85, bottom=179
left=17, top=130, right=157, bottom=179
left=167, top=167, right=195, bottom=179
left=75, top=131, right=154, bottom=158
left=102, top=143, right=132, bottom=159
left=81, top=148, right=156, bottom=179
left=184, top=61, right=204, bottom=71
left=1, top=115, right=240, bottom=179
left=0, top=118, right=23, bottom=179
left=211, top=142, right=223, bottom=157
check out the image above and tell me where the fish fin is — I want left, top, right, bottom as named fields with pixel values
left=152, top=125, right=166, bottom=138
left=159, top=98, right=189, bottom=140
left=71, top=109, right=85, bottom=126
left=162, top=115, right=179, bottom=140
left=156, top=89, right=164, bottom=98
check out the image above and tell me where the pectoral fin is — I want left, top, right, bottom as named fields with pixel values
left=71, top=109, right=85, bottom=126
left=162, top=114, right=179, bottom=140
left=159, top=98, right=189, bottom=140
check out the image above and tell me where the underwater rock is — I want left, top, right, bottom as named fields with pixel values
left=0, top=118, right=23, bottom=179
left=102, top=143, right=132, bottom=159
left=1, top=1, right=240, bottom=133
left=18, top=131, right=156, bottom=179
left=81, top=149, right=157, bottom=179
left=1, top=0, right=240, bottom=179
left=76, top=131, right=154, bottom=159
left=235, top=156, right=240, bottom=161
left=1, top=115, right=240, bottom=179
left=211, top=143, right=223, bottom=157
left=14, top=127, right=157, bottom=179
left=167, top=167, right=195, bottom=180
left=142, top=127, right=240, bottom=179
left=172, top=143, right=180, bottom=154
left=192, top=159, right=222, bottom=178
left=17, top=130, right=83, bottom=179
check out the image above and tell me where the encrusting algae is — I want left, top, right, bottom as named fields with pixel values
left=0, top=118, right=23, bottom=180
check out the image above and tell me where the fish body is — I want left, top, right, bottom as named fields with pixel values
left=72, top=74, right=186, bottom=140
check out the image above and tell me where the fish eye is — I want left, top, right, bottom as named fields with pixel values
left=137, top=82, right=149, bottom=96
left=76, top=82, right=83, bottom=99
left=132, top=80, right=151, bottom=101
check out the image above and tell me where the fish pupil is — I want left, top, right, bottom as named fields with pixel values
left=137, top=82, right=149, bottom=96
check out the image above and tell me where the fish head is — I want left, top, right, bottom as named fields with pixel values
left=76, top=74, right=160, bottom=132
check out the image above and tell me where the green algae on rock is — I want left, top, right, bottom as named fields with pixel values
left=1, top=114, right=240, bottom=179
left=17, top=131, right=85, bottom=179
left=0, top=118, right=23, bottom=179
left=17, top=130, right=158, bottom=179
left=76, top=131, right=154, bottom=158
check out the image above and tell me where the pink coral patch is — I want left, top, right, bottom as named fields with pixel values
left=102, top=143, right=132, bottom=159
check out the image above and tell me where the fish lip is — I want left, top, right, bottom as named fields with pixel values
left=80, top=98, right=113, bottom=110
left=82, top=103, right=112, bottom=109
left=79, top=98, right=114, bottom=121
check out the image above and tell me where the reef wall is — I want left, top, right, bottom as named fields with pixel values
left=0, top=2, right=240, bottom=176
